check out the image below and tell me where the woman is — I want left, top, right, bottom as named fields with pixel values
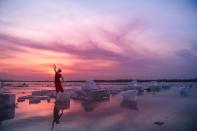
left=54, top=64, right=64, bottom=93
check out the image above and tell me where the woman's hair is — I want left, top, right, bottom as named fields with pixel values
left=58, top=69, right=62, bottom=72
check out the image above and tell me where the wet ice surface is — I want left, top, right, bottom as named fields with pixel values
left=0, top=82, right=197, bottom=131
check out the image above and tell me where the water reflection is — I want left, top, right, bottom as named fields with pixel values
left=120, top=99, right=138, bottom=110
left=0, top=93, right=15, bottom=124
left=0, top=82, right=196, bottom=131
left=81, top=100, right=98, bottom=112
left=0, top=107, right=15, bottom=123
left=51, top=99, right=70, bottom=129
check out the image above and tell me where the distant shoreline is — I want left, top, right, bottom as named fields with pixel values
left=1, top=79, right=197, bottom=82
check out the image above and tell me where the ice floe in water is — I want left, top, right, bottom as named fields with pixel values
left=128, top=80, right=138, bottom=89
left=128, top=80, right=144, bottom=95
left=71, top=80, right=110, bottom=101
left=146, top=81, right=162, bottom=92
left=82, top=80, right=98, bottom=91
left=179, top=84, right=191, bottom=96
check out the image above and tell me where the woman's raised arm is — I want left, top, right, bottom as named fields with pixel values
left=54, top=64, right=57, bottom=73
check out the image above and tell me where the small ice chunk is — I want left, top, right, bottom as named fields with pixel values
left=82, top=80, right=98, bottom=91
left=109, top=87, right=122, bottom=94
left=0, top=93, right=15, bottom=108
left=179, top=85, right=190, bottom=96
left=17, top=97, right=26, bottom=102
left=70, top=89, right=88, bottom=100
left=32, top=90, right=56, bottom=98
left=147, top=81, right=162, bottom=91
left=150, top=81, right=158, bottom=86
left=17, top=95, right=31, bottom=102
left=121, top=90, right=138, bottom=101
left=160, top=82, right=171, bottom=89
left=128, top=81, right=144, bottom=95
left=128, top=80, right=138, bottom=88
left=29, top=97, right=41, bottom=104
left=88, top=89, right=110, bottom=100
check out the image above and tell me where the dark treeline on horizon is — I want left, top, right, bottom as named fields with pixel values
left=1, top=78, right=197, bottom=82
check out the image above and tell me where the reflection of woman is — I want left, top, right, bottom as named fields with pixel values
left=54, top=64, right=64, bottom=94
left=51, top=99, right=70, bottom=129
left=51, top=103, right=63, bottom=129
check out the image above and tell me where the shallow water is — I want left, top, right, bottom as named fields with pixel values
left=0, top=82, right=197, bottom=131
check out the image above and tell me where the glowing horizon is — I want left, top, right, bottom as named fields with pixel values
left=0, top=0, right=197, bottom=80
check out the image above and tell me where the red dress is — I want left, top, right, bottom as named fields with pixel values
left=55, top=73, right=64, bottom=92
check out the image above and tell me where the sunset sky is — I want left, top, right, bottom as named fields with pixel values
left=0, top=0, right=197, bottom=80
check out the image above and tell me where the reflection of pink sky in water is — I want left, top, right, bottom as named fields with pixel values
left=15, top=99, right=82, bottom=120
left=16, top=100, right=54, bottom=119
